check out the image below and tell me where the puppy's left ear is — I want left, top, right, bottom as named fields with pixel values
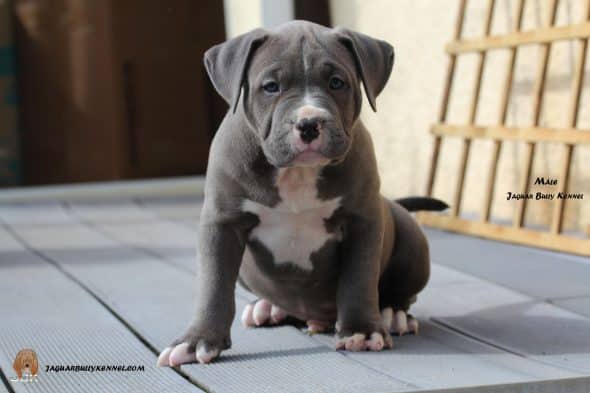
left=30, top=352, right=38, bottom=376
left=204, top=28, right=269, bottom=113
left=334, top=28, right=394, bottom=112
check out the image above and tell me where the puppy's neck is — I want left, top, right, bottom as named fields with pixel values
left=275, top=166, right=323, bottom=213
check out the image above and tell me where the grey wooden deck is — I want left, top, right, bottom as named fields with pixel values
left=1, top=182, right=589, bottom=392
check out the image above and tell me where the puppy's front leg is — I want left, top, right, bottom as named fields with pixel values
left=336, top=213, right=393, bottom=351
left=158, top=219, right=246, bottom=366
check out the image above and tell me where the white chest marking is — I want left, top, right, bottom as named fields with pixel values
left=243, top=167, right=341, bottom=271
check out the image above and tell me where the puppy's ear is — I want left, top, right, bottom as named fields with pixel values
left=13, top=352, right=22, bottom=379
left=31, top=351, right=38, bottom=375
left=334, top=28, right=394, bottom=112
left=204, top=28, right=269, bottom=113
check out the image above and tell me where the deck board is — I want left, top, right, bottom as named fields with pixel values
left=0, top=203, right=73, bottom=227
left=0, top=228, right=201, bottom=393
left=554, top=296, right=590, bottom=318
left=422, top=229, right=590, bottom=373
left=138, top=196, right=203, bottom=221
left=65, top=201, right=158, bottom=224
left=425, top=228, right=590, bottom=300
left=415, top=281, right=590, bottom=374
left=2, top=196, right=590, bottom=392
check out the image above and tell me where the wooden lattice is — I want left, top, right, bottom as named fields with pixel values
left=419, top=0, right=590, bottom=256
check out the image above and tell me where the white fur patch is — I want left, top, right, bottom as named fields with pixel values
left=296, top=103, right=329, bottom=121
left=243, top=167, right=341, bottom=271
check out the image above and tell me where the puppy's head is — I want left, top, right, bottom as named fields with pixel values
left=204, top=21, right=394, bottom=168
left=13, top=349, right=38, bottom=378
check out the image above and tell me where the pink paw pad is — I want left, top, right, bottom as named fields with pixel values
left=335, top=332, right=392, bottom=352
left=381, top=307, right=419, bottom=335
left=241, top=299, right=287, bottom=327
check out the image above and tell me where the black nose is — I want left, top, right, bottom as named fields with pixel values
left=296, top=117, right=321, bottom=143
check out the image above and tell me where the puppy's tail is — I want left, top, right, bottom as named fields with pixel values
left=395, top=197, right=449, bottom=212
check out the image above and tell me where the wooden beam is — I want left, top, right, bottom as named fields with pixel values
left=417, top=212, right=590, bottom=256
left=551, top=0, right=590, bottom=234
left=430, top=124, right=590, bottom=144
left=426, top=0, right=468, bottom=197
left=450, top=0, right=496, bottom=217
left=514, top=0, right=559, bottom=229
left=446, top=21, right=590, bottom=53
left=481, top=0, right=525, bottom=222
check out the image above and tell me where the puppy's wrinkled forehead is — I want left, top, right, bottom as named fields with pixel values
left=249, top=27, right=356, bottom=82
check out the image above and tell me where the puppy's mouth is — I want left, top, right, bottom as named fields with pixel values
left=290, top=147, right=330, bottom=167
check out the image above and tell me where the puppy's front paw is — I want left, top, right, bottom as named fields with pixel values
left=157, top=327, right=230, bottom=366
left=335, top=331, right=393, bottom=351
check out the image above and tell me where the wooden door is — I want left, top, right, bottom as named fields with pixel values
left=113, top=1, right=226, bottom=178
left=14, top=0, right=225, bottom=184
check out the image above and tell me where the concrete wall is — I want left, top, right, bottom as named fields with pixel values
left=331, top=0, right=589, bottom=233
left=223, top=0, right=294, bottom=38
left=222, top=0, right=589, bottom=233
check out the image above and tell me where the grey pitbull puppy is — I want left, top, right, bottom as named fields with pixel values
left=157, top=20, right=448, bottom=366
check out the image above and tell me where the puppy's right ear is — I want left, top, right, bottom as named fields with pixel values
left=13, top=352, right=22, bottom=379
left=204, top=29, right=268, bottom=113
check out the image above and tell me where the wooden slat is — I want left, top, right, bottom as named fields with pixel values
left=481, top=0, right=525, bottom=222
left=430, top=124, right=590, bottom=144
left=450, top=0, right=496, bottom=217
left=425, top=228, right=590, bottom=300
left=415, top=271, right=590, bottom=373
left=446, top=21, right=590, bottom=53
left=426, top=0, right=468, bottom=197
left=417, top=212, right=590, bottom=256
left=514, top=0, right=559, bottom=228
left=551, top=0, right=590, bottom=234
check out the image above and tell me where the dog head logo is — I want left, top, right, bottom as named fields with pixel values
left=13, top=348, right=39, bottom=381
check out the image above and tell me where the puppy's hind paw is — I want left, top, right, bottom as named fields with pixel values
left=381, top=307, right=419, bottom=336
left=241, top=299, right=287, bottom=327
left=335, top=332, right=393, bottom=352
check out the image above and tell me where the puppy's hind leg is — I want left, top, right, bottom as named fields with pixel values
left=379, top=201, right=430, bottom=336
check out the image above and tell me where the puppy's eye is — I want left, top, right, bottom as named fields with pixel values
left=262, top=81, right=280, bottom=94
left=329, top=76, right=346, bottom=90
